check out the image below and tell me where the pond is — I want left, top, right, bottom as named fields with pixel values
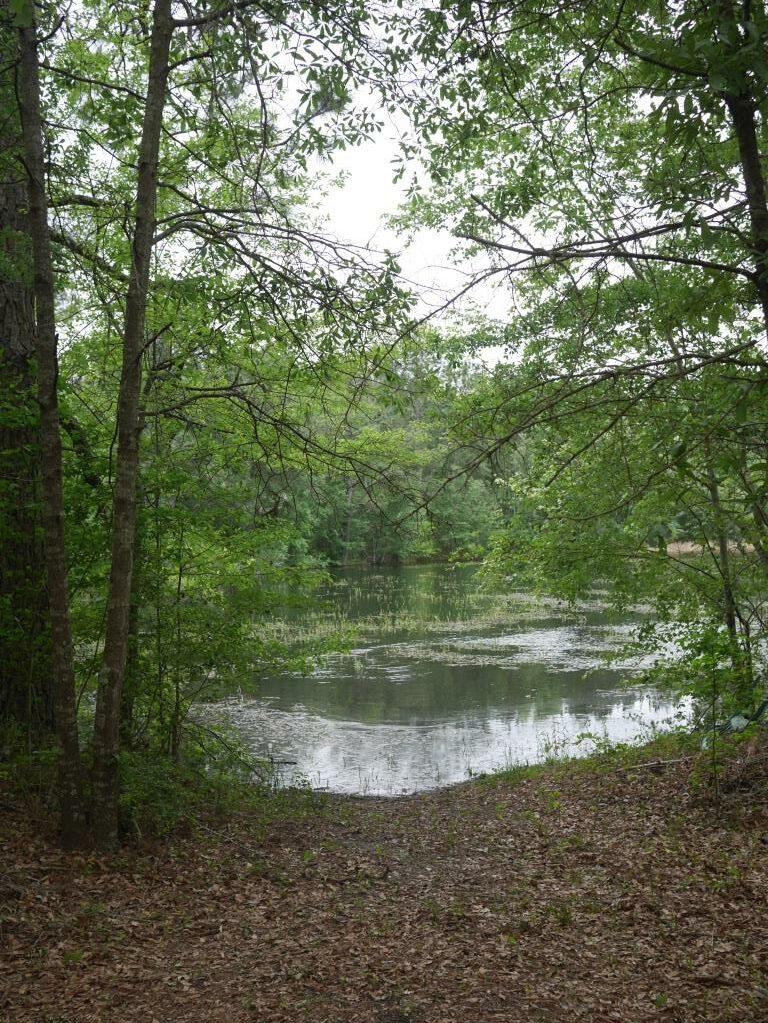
left=211, top=563, right=683, bottom=795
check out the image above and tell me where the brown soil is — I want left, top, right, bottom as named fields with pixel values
left=2, top=747, right=768, bottom=1023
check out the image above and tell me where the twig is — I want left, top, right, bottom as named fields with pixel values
left=613, top=755, right=695, bottom=773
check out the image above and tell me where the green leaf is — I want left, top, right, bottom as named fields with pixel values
left=708, top=72, right=726, bottom=91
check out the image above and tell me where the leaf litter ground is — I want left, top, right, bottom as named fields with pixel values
left=2, top=746, right=768, bottom=1022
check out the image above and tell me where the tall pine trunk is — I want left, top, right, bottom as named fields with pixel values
left=16, top=14, right=87, bottom=848
left=91, top=0, right=173, bottom=849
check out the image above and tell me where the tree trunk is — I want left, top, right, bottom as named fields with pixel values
left=0, top=18, right=54, bottom=742
left=16, top=15, right=87, bottom=848
left=91, top=0, right=173, bottom=849
left=0, top=314, right=53, bottom=742
left=704, top=450, right=753, bottom=698
left=715, top=1, right=768, bottom=333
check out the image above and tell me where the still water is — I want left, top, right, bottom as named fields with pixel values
left=213, top=564, right=682, bottom=794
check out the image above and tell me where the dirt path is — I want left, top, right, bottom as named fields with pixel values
left=2, top=750, right=768, bottom=1022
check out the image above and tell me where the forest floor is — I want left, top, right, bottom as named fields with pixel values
left=2, top=738, right=768, bottom=1023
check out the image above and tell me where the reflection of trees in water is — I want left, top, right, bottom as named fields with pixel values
left=214, top=564, right=680, bottom=792
left=260, top=564, right=657, bottom=724
left=326, top=563, right=636, bottom=626
left=258, top=656, right=666, bottom=725
left=217, top=694, right=679, bottom=796
left=327, top=563, right=576, bottom=625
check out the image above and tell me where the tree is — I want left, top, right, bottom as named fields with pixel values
left=483, top=354, right=768, bottom=712
left=88, top=0, right=174, bottom=850
left=391, top=1, right=768, bottom=714
left=394, top=1, right=768, bottom=461
left=9, top=0, right=412, bottom=847
left=403, top=1, right=768, bottom=335
left=15, top=1, right=88, bottom=847
left=0, top=7, right=53, bottom=741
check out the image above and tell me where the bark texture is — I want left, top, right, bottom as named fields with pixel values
left=16, top=16, right=87, bottom=848
left=715, top=1, right=768, bottom=333
left=0, top=21, right=53, bottom=739
left=91, top=0, right=174, bottom=849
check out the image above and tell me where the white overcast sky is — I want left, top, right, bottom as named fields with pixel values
left=315, top=130, right=513, bottom=329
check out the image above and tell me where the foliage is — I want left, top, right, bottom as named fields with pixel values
left=7, top=0, right=768, bottom=845
left=391, top=0, right=768, bottom=724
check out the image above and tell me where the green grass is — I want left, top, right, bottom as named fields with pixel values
left=473, top=728, right=697, bottom=789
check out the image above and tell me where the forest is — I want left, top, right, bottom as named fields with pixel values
left=2, top=0, right=768, bottom=842
left=4, top=2, right=768, bottom=1020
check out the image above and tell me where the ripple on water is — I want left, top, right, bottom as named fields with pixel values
left=205, top=567, right=683, bottom=795
left=207, top=690, right=686, bottom=796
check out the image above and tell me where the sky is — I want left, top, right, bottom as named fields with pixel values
left=315, top=128, right=513, bottom=333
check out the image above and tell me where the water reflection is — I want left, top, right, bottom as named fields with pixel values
left=218, top=691, right=678, bottom=795
left=209, top=564, right=683, bottom=795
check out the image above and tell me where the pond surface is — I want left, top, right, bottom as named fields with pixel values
left=212, top=564, right=683, bottom=794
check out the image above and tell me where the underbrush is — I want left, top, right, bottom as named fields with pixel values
left=0, top=723, right=326, bottom=847
left=474, top=725, right=768, bottom=791
left=5, top=721, right=767, bottom=851
left=117, top=746, right=324, bottom=843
